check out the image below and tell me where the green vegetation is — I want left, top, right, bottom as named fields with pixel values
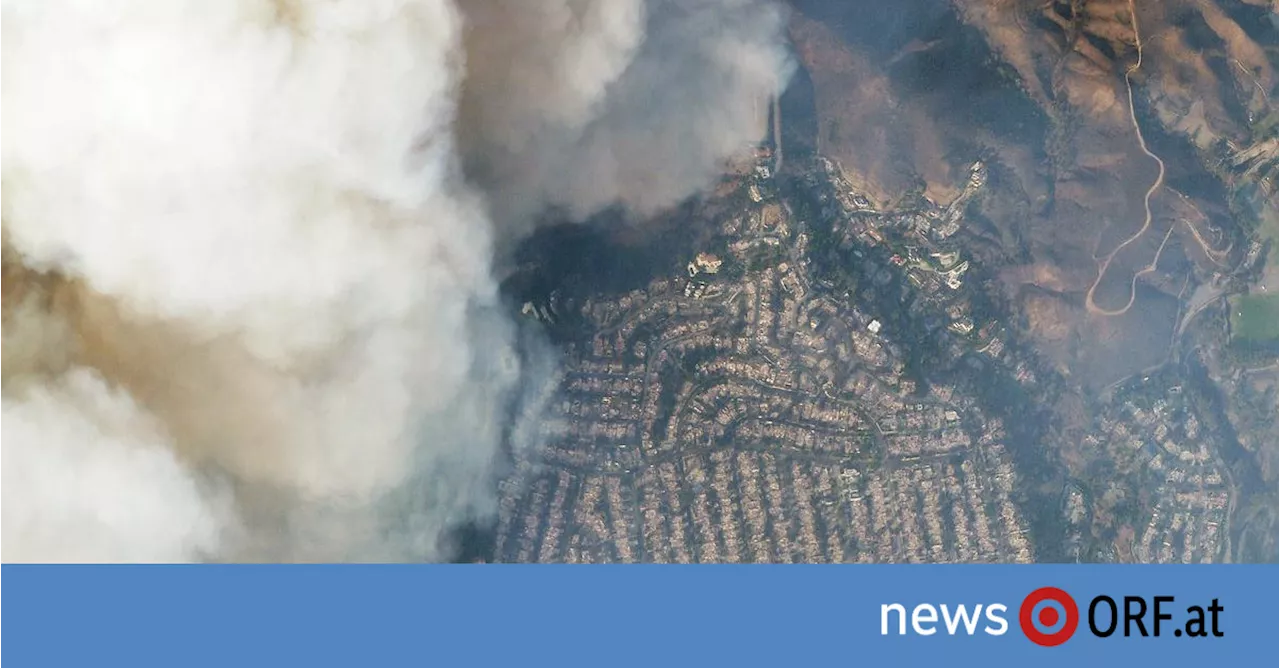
left=1250, top=109, right=1278, bottom=144
left=743, top=243, right=785, bottom=271
left=1228, top=293, right=1279, bottom=342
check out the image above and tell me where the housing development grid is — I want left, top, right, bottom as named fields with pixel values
left=2, top=1, right=1276, bottom=667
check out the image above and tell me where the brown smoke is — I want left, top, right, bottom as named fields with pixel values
left=457, top=0, right=793, bottom=229
left=0, top=0, right=792, bottom=562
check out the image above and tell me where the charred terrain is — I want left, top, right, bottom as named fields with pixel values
left=491, top=0, right=1278, bottom=563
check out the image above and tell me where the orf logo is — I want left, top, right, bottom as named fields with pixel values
left=1020, top=587, right=1079, bottom=646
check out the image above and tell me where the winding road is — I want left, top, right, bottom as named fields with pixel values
left=1084, top=0, right=1169, bottom=317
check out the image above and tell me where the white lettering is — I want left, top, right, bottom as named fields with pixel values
left=912, top=604, right=938, bottom=635
left=940, top=604, right=983, bottom=635
left=881, top=601, right=1010, bottom=636
left=880, top=603, right=907, bottom=635
left=984, top=603, right=1009, bottom=636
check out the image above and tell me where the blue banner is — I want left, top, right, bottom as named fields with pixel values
left=4, top=565, right=1276, bottom=667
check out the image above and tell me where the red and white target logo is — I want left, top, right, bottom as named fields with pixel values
left=1019, top=587, right=1079, bottom=646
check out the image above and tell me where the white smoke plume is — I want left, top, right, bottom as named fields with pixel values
left=458, top=0, right=793, bottom=228
left=1, top=0, right=791, bottom=562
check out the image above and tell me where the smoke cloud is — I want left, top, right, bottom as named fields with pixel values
left=457, top=0, right=792, bottom=227
left=1, top=0, right=791, bottom=562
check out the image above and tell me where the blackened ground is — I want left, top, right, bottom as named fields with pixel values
left=778, top=54, right=818, bottom=163
left=446, top=520, right=498, bottom=563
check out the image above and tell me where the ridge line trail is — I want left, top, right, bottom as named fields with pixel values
left=1085, top=0, right=1169, bottom=317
